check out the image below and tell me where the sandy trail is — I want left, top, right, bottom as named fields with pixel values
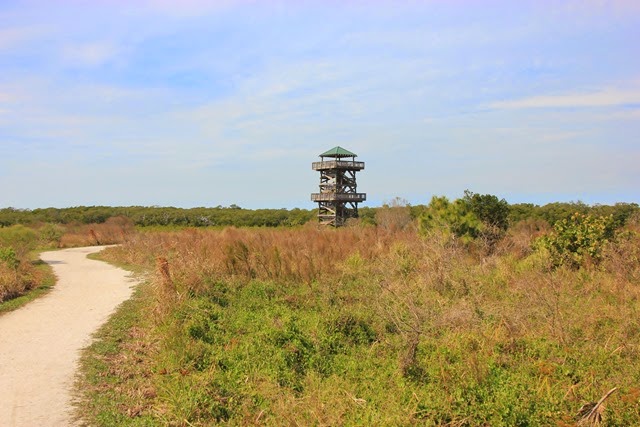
left=0, top=246, right=135, bottom=427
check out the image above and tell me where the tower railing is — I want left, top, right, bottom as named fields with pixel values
left=312, top=161, right=365, bottom=171
left=311, top=193, right=367, bottom=202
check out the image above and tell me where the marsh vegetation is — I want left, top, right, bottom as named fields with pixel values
left=73, top=197, right=640, bottom=426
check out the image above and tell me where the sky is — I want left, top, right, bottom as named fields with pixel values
left=1, top=0, right=639, bottom=209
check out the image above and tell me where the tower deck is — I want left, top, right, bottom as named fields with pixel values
left=312, top=161, right=365, bottom=171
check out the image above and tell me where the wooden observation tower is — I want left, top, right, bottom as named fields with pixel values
left=311, top=146, right=366, bottom=227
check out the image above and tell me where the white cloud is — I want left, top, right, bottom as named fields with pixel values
left=490, top=87, right=640, bottom=109
left=61, top=41, right=123, bottom=67
left=2, top=0, right=638, bottom=208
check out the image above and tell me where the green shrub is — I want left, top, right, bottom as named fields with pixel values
left=0, top=247, right=19, bottom=270
left=327, top=313, right=377, bottom=346
left=0, top=225, right=38, bottom=258
left=39, top=223, right=64, bottom=247
left=419, top=192, right=509, bottom=249
left=536, top=213, right=616, bottom=269
left=273, top=318, right=315, bottom=391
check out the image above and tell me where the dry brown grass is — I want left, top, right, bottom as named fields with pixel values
left=0, top=258, right=46, bottom=304
left=59, top=217, right=134, bottom=247
left=99, top=222, right=640, bottom=345
left=102, top=224, right=416, bottom=297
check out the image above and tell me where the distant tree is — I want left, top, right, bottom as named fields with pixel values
left=0, top=208, right=25, bottom=227
left=358, top=207, right=377, bottom=226
left=592, top=202, right=640, bottom=229
left=538, top=202, right=589, bottom=225
left=508, top=203, right=540, bottom=224
left=409, top=204, right=428, bottom=220
left=376, top=197, right=413, bottom=231
left=462, top=190, right=509, bottom=232
left=462, top=190, right=510, bottom=249
left=286, top=208, right=315, bottom=226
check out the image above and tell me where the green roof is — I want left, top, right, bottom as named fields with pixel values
left=319, top=146, right=357, bottom=158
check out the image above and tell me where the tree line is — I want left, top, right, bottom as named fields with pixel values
left=0, top=206, right=315, bottom=228
left=0, top=197, right=637, bottom=229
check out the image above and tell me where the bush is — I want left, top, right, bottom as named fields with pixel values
left=39, top=223, right=65, bottom=247
left=0, top=247, right=19, bottom=270
left=536, top=213, right=616, bottom=269
left=0, top=225, right=38, bottom=258
left=0, top=225, right=41, bottom=304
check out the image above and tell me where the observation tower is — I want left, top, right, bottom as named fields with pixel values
left=311, top=146, right=366, bottom=227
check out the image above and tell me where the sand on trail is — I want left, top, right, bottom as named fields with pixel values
left=0, top=246, right=136, bottom=427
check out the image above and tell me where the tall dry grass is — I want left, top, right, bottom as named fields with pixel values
left=1, top=257, right=46, bottom=304
left=59, top=216, right=135, bottom=247
left=102, top=224, right=416, bottom=297
left=100, top=221, right=640, bottom=362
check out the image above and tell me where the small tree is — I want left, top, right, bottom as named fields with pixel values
left=463, top=190, right=510, bottom=249
left=418, top=196, right=482, bottom=242
left=463, top=190, right=509, bottom=231
left=419, top=192, right=510, bottom=251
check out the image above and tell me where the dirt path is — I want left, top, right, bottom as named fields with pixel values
left=0, top=246, right=135, bottom=427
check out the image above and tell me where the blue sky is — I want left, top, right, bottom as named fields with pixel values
left=1, top=0, right=639, bottom=209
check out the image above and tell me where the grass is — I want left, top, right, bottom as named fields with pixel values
left=76, top=223, right=640, bottom=426
left=76, top=281, right=158, bottom=426
left=87, top=250, right=147, bottom=276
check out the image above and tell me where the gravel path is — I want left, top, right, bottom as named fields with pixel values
left=0, top=246, right=135, bottom=427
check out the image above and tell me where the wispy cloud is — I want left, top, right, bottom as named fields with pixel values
left=0, top=91, right=14, bottom=103
left=61, top=41, right=124, bottom=67
left=1, top=1, right=639, bottom=208
left=490, top=86, right=640, bottom=109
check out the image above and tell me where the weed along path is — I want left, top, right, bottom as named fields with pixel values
left=0, top=246, right=135, bottom=427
